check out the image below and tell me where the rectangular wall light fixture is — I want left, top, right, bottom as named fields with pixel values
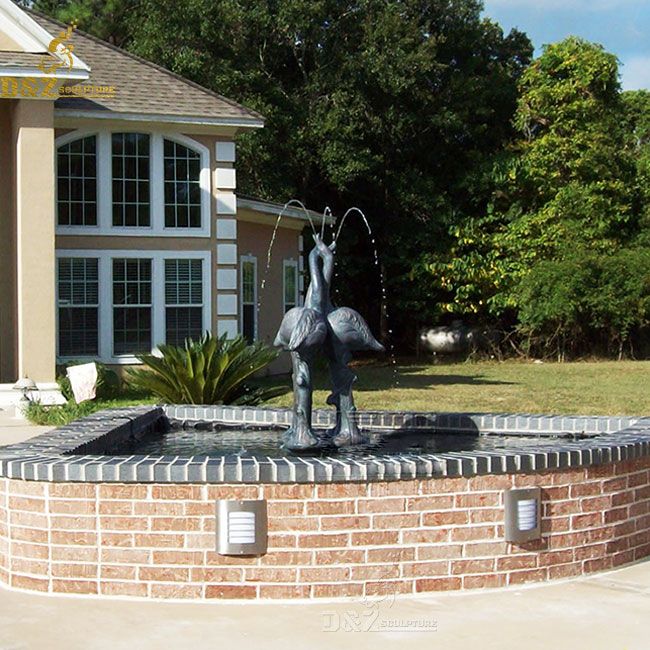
left=504, top=487, right=542, bottom=543
left=216, top=500, right=268, bottom=556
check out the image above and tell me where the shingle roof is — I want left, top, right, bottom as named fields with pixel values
left=0, top=50, right=56, bottom=67
left=28, top=11, right=263, bottom=126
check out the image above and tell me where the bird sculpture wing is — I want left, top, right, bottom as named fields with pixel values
left=328, top=307, right=385, bottom=352
left=288, top=308, right=328, bottom=352
left=274, top=307, right=303, bottom=349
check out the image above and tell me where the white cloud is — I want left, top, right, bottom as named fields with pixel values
left=620, top=56, right=650, bottom=91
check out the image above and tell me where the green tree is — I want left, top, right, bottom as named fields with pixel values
left=430, top=38, right=640, bottom=331
left=35, top=0, right=532, bottom=341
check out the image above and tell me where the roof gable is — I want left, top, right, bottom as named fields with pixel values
left=29, top=11, right=263, bottom=128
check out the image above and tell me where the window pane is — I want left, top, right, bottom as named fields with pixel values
left=166, top=307, right=203, bottom=346
left=163, top=139, right=202, bottom=228
left=57, top=136, right=97, bottom=226
left=112, top=133, right=150, bottom=227
left=57, top=257, right=99, bottom=357
left=112, top=258, right=152, bottom=355
left=241, top=259, right=256, bottom=342
left=284, top=263, right=297, bottom=312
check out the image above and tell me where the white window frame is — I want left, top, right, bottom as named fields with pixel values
left=56, top=249, right=211, bottom=364
left=239, top=254, right=258, bottom=341
left=55, top=130, right=211, bottom=238
left=56, top=134, right=99, bottom=228
left=56, top=257, right=100, bottom=359
left=164, top=258, right=206, bottom=346
left=283, top=259, right=299, bottom=313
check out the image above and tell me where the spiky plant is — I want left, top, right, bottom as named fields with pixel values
left=127, top=333, right=283, bottom=405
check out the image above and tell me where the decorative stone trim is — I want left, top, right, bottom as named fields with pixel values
left=0, top=406, right=648, bottom=484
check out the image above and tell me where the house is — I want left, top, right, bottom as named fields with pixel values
left=0, top=0, right=326, bottom=405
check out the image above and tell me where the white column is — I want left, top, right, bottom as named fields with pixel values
left=215, top=140, right=239, bottom=338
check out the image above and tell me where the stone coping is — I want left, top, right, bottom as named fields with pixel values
left=0, top=405, right=648, bottom=484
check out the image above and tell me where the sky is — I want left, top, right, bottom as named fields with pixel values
left=482, top=0, right=650, bottom=90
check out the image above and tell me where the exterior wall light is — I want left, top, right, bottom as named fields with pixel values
left=216, top=500, right=268, bottom=556
left=504, top=487, right=542, bottom=543
left=12, top=377, right=38, bottom=402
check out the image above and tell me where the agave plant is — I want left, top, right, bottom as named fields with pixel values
left=128, top=333, right=283, bottom=405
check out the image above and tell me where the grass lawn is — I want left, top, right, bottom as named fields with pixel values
left=263, top=358, right=650, bottom=416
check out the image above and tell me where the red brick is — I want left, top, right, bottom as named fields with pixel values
left=306, top=499, right=355, bottom=515
left=571, top=512, right=603, bottom=530
left=134, top=533, right=184, bottom=548
left=538, top=549, right=575, bottom=566
left=99, top=516, right=148, bottom=531
left=259, top=585, right=312, bottom=598
left=51, top=563, right=97, bottom=579
left=49, top=483, right=96, bottom=499
left=545, top=500, right=580, bottom=517
left=151, top=517, right=201, bottom=532
left=583, top=557, right=613, bottom=573
left=455, top=493, right=500, bottom=508
left=417, top=544, right=464, bottom=560
left=351, top=564, right=400, bottom=580
left=53, top=545, right=98, bottom=563
left=548, top=563, right=581, bottom=580
left=11, top=574, right=48, bottom=592
left=10, top=482, right=46, bottom=497
left=245, top=567, right=298, bottom=582
left=139, top=567, right=190, bottom=582
left=191, top=567, right=244, bottom=582
left=508, top=568, right=548, bottom=585
left=101, top=532, right=134, bottom=547
left=101, top=547, right=150, bottom=564
left=268, top=516, right=318, bottom=532
left=99, top=501, right=133, bottom=515
left=450, top=526, right=495, bottom=542
left=496, top=555, right=537, bottom=571
left=299, top=567, right=350, bottom=582
left=9, top=511, right=47, bottom=528
left=402, top=529, right=450, bottom=544
left=259, top=551, right=312, bottom=566
left=267, top=533, right=298, bottom=549
left=268, top=501, right=307, bottom=516
left=263, top=484, right=314, bottom=499
left=463, top=574, right=507, bottom=589
left=423, top=511, right=469, bottom=527
left=8, top=497, right=46, bottom=512
left=52, top=579, right=98, bottom=594
left=468, top=475, right=512, bottom=491
left=101, top=582, right=148, bottom=597
left=51, top=515, right=96, bottom=531
left=366, top=546, right=415, bottom=563
left=575, top=543, right=606, bottom=561
left=319, top=515, right=370, bottom=531
left=297, top=533, right=349, bottom=548
left=12, top=527, right=48, bottom=544
left=470, top=508, right=503, bottom=524
left=415, top=577, right=462, bottom=592
left=134, top=501, right=184, bottom=516
left=10, top=541, right=48, bottom=560
left=151, top=485, right=203, bottom=500
left=581, top=496, right=611, bottom=512
left=403, top=561, right=448, bottom=578
left=314, top=549, right=365, bottom=564
left=205, top=585, right=257, bottom=599
left=356, top=498, right=405, bottom=514
left=11, top=558, right=48, bottom=576
left=419, top=478, right=469, bottom=494
left=312, top=582, right=364, bottom=597
left=99, top=485, right=147, bottom=499
left=152, top=550, right=203, bottom=565
left=365, top=580, right=414, bottom=596
left=452, top=559, right=495, bottom=575
left=372, top=514, right=419, bottom=530
left=350, top=531, right=398, bottom=546
left=49, top=500, right=96, bottom=515
left=604, top=507, right=629, bottom=523
left=151, top=584, right=203, bottom=599
left=569, top=482, right=603, bottom=498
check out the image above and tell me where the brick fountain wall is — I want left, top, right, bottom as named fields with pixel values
left=0, top=457, right=648, bottom=600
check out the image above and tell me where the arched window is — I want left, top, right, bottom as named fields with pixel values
left=57, top=135, right=97, bottom=226
left=164, top=139, right=202, bottom=228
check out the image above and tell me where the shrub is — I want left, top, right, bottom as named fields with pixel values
left=127, top=333, right=283, bottom=405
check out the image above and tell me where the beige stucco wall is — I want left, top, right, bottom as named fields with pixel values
left=0, top=100, right=16, bottom=382
left=237, top=219, right=302, bottom=375
left=13, top=99, right=56, bottom=383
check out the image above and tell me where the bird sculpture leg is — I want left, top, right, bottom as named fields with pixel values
left=326, top=347, right=368, bottom=447
left=284, top=351, right=320, bottom=450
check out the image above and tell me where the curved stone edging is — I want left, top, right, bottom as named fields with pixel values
left=0, top=406, right=648, bottom=484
